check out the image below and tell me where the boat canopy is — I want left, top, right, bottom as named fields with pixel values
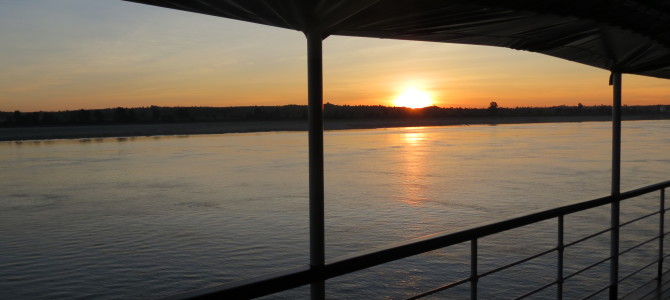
left=124, top=0, right=670, bottom=79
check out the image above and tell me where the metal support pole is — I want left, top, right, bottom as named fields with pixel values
left=611, top=72, right=622, bottom=197
left=306, top=30, right=326, bottom=300
left=471, top=239, right=478, bottom=300
left=660, top=188, right=666, bottom=285
left=609, top=71, right=622, bottom=300
left=558, top=215, right=564, bottom=300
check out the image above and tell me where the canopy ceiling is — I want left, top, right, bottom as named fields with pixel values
left=124, top=0, right=670, bottom=79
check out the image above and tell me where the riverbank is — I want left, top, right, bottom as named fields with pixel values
left=0, top=114, right=667, bottom=141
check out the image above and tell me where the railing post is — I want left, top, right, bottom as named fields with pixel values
left=471, top=239, right=478, bottom=300
left=659, top=188, right=666, bottom=285
left=609, top=71, right=622, bottom=300
left=558, top=215, right=564, bottom=300
left=306, top=29, right=326, bottom=300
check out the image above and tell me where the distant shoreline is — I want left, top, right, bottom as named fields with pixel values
left=0, top=114, right=667, bottom=142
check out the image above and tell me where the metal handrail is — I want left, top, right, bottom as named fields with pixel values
left=405, top=206, right=659, bottom=299
left=565, top=227, right=611, bottom=248
left=162, top=266, right=312, bottom=300
left=404, top=277, right=470, bottom=300
left=619, top=236, right=658, bottom=257
left=479, top=247, right=556, bottom=278
left=619, top=260, right=657, bottom=284
left=514, top=280, right=558, bottom=300
left=165, top=180, right=670, bottom=299
left=620, top=211, right=659, bottom=228
left=326, top=181, right=670, bottom=282
left=564, top=256, right=612, bottom=281
left=583, top=285, right=610, bottom=300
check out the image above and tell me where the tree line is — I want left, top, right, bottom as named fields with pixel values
left=1, top=103, right=669, bottom=127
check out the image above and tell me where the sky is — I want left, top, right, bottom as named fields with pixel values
left=1, top=0, right=669, bottom=112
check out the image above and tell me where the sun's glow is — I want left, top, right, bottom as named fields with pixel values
left=393, top=89, right=434, bottom=108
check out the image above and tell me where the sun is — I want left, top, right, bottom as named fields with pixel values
left=393, top=89, right=434, bottom=108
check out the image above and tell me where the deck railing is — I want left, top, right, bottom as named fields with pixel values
left=165, top=180, right=670, bottom=299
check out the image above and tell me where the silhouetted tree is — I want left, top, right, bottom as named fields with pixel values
left=114, top=107, right=137, bottom=123
left=488, top=101, right=499, bottom=116
left=175, top=107, right=190, bottom=120
left=25, top=112, right=40, bottom=125
left=3, top=104, right=669, bottom=128
left=114, top=107, right=127, bottom=122
left=150, top=106, right=161, bottom=121
left=74, top=109, right=92, bottom=124
left=41, top=112, right=56, bottom=125
left=93, top=110, right=104, bottom=123
left=13, top=110, right=22, bottom=125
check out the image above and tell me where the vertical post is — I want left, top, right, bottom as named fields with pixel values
left=660, top=188, right=666, bottom=285
left=558, top=215, right=564, bottom=300
left=306, top=30, right=325, bottom=300
left=609, top=71, right=622, bottom=300
left=471, top=239, right=478, bottom=300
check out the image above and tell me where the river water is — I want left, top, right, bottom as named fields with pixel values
left=1, top=120, right=669, bottom=299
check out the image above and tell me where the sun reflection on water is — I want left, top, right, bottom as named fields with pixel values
left=399, top=128, right=429, bottom=206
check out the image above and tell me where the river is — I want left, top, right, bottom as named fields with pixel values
left=1, top=120, right=669, bottom=299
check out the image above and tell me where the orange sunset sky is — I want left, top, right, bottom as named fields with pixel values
left=1, top=0, right=669, bottom=112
